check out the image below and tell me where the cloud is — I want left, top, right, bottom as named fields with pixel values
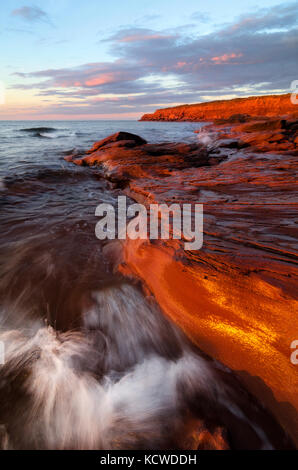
left=13, top=62, right=146, bottom=92
left=103, top=27, right=175, bottom=43
left=190, top=12, right=210, bottom=23
left=225, top=2, right=298, bottom=33
left=134, top=14, right=161, bottom=25
left=9, top=2, right=298, bottom=116
left=11, top=6, right=50, bottom=24
left=5, top=27, right=35, bottom=35
left=211, top=53, right=243, bottom=64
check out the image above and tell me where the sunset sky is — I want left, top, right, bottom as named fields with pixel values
left=0, top=0, right=297, bottom=120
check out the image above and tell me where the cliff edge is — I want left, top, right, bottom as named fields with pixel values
left=140, top=93, right=297, bottom=121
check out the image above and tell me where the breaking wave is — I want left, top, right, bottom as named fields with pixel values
left=19, top=127, right=80, bottom=139
left=0, top=280, right=293, bottom=450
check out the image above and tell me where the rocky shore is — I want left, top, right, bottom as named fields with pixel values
left=65, top=112, right=298, bottom=445
left=140, top=93, right=297, bottom=121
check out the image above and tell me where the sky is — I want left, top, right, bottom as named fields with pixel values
left=0, top=0, right=297, bottom=120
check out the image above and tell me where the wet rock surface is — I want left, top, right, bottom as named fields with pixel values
left=203, top=116, right=298, bottom=154
left=65, top=121, right=298, bottom=445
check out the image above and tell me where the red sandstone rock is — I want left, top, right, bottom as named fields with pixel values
left=86, top=131, right=147, bottom=154
left=66, top=137, right=212, bottom=181
left=140, top=94, right=297, bottom=121
left=208, top=116, right=298, bottom=154
left=180, top=423, right=230, bottom=450
left=65, top=117, right=298, bottom=445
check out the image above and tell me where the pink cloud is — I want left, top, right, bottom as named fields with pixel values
left=176, top=61, right=187, bottom=68
left=85, top=73, right=116, bottom=87
left=211, top=53, right=243, bottom=64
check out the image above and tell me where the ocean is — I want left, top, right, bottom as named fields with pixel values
left=0, top=120, right=202, bottom=178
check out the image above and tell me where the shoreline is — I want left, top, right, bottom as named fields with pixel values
left=140, top=93, right=297, bottom=122
left=65, top=116, right=298, bottom=445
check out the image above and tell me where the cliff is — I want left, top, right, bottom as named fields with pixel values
left=140, top=93, right=297, bottom=121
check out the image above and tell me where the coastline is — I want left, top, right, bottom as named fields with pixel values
left=140, top=93, right=297, bottom=122
left=65, top=110, right=298, bottom=445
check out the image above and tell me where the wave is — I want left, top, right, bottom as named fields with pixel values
left=0, top=280, right=293, bottom=449
left=20, top=127, right=64, bottom=139
left=3, top=167, right=101, bottom=191
left=19, top=127, right=88, bottom=140
left=20, top=127, right=57, bottom=133
left=0, top=178, right=6, bottom=191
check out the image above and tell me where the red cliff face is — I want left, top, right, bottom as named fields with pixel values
left=140, top=94, right=297, bottom=121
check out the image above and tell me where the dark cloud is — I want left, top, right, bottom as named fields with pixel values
left=11, top=2, right=298, bottom=115
left=11, top=6, right=51, bottom=24
left=224, top=2, right=298, bottom=33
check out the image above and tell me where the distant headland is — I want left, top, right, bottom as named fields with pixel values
left=140, top=93, right=297, bottom=121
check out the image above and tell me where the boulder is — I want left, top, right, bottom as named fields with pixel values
left=86, top=131, right=147, bottom=154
